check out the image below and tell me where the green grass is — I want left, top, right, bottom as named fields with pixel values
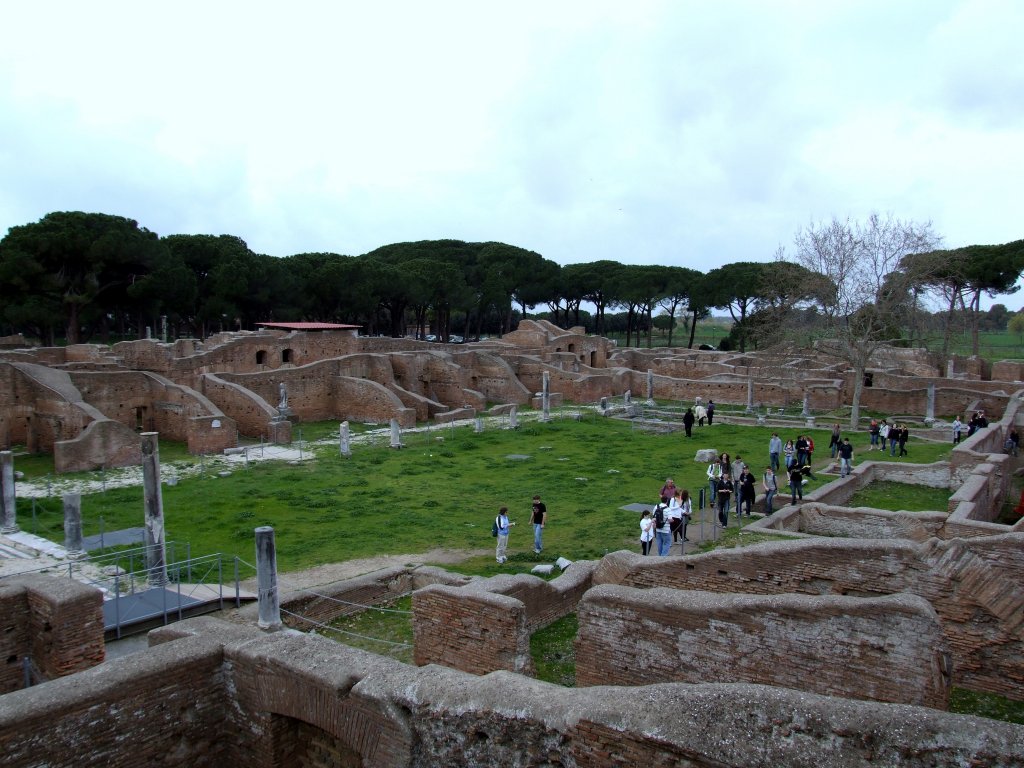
left=319, top=595, right=414, bottom=663
left=530, top=614, right=578, bottom=686
left=845, top=481, right=951, bottom=513
left=14, top=416, right=952, bottom=572
left=950, top=687, right=1024, bottom=725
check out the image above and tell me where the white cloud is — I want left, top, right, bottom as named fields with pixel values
left=1, top=0, right=1021, bottom=306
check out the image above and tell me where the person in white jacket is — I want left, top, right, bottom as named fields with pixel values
left=707, top=461, right=721, bottom=505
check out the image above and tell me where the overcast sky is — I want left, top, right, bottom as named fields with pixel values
left=1, top=1, right=1021, bottom=307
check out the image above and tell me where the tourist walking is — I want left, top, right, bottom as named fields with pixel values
left=683, top=408, right=695, bottom=437
left=763, top=465, right=778, bottom=515
left=898, top=424, right=909, bottom=457
left=795, top=435, right=809, bottom=467
left=654, top=496, right=672, bottom=556
left=829, top=423, right=842, bottom=458
left=868, top=420, right=880, bottom=451
left=738, top=467, right=756, bottom=516
left=531, top=495, right=547, bottom=554
left=673, top=489, right=692, bottom=544
left=784, top=438, right=796, bottom=469
left=839, top=438, right=854, bottom=477
left=879, top=420, right=890, bottom=451
left=716, top=475, right=733, bottom=527
left=495, top=507, right=511, bottom=564
left=707, top=459, right=722, bottom=504
left=769, top=432, right=782, bottom=472
left=639, top=509, right=654, bottom=556
left=890, top=424, right=899, bottom=456
left=952, top=416, right=962, bottom=445
left=707, top=400, right=716, bottom=425
left=789, top=465, right=803, bottom=505
left=660, top=478, right=677, bottom=501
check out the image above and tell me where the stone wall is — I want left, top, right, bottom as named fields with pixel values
left=412, top=563, right=596, bottom=675
left=593, top=534, right=1024, bottom=700
left=0, top=574, right=105, bottom=694
left=575, top=586, right=950, bottom=708
left=2, top=617, right=1022, bottom=768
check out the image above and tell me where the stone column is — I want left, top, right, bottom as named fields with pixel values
left=141, top=432, right=168, bottom=587
left=390, top=419, right=403, bottom=449
left=339, top=421, right=352, bottom=457
left=541, top=371, right=551, bottom=421
left=624, top=389, right=632, bottom=405
left=509, top=405, right=519, bottom=429
left=745, top=378, right=754, bottom=414
left=925, top=383, right=936, bottom=425
left=801, top=393, right=810, bottom=417
left=161, top=315, right=168, bottom=343
left=255, top=526, right=281, bottom=630
left=0, top=450, right=17, bottom=534
left=63, top=493, right=85, bottom=559
left=645, top=369, right=655, bottom=405
left=474, top=418, right=484, bottom=433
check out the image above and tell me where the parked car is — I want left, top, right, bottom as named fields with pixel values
left=698, top=343, right=716, bottom=351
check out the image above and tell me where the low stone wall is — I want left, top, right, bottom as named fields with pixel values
left=593, top=534, right=1024, bottom=700
left=2, top=618, right=1022, bottom=768
left=412, top=562, right=596, bottom=675
left=575, top=586, right=950, bottom=708
left=0, top=574, right=105, bottom=694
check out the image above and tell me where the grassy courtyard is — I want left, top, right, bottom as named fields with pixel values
left=14, top=413, right=953, bottom=574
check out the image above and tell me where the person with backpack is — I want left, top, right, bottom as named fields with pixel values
left=683, top=407, right=695, bottom=437
left=868, top=420, right=880, bottom=451
left=653, top=496, right=672, bottom=556
left=706, top=460, right=721, bottom=505
left=494, top=507, right=511, bottom=563
left=707, top=400, right=716, bottom=425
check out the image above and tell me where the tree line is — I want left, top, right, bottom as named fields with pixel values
left=0, top=211, right=1021, bottom=368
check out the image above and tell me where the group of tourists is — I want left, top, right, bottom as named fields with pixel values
left=861, top=419, right=911, bottom=456
left=494, top=494, right=547, bottom=563
left=640, top=477, right=694, bottom=556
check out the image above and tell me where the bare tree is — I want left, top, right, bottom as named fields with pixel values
left=793, top=213, right=941, bottom=429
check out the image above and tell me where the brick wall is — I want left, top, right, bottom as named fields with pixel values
left=593, top=534, right=1024, bottom=700
left=3, top=617, right=1024, bottom=767
left=0, top=574, right=105, bottom=694
left=575, top=585, right=950, bottom=707
left=0, top=634, right=227, bottom=766
left=412, top=564, right=596, bottom=675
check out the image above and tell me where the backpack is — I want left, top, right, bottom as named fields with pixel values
left=491, top=517, right=500, bottom=537
left=654, top=504, right=666, bottom=529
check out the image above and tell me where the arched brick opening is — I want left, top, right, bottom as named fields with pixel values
left=232, top=662, right=413, bottom=766
left=256, top=350, right=267, bottom=365
left=282, top=348, right=293, bottom=364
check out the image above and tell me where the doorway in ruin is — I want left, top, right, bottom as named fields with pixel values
left=282, top=348, right=294, bottom=365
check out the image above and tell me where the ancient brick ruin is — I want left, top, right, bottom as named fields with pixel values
left=3, top=323, right=1024, bottom=765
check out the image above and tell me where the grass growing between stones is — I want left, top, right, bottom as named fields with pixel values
left=530, top=614, right=578, bottom=687
left=845, top=481, right=951, bottom=512
left=950, top=687, right=1024, bottom=725
left=318, top=595, right=414, bottom=664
